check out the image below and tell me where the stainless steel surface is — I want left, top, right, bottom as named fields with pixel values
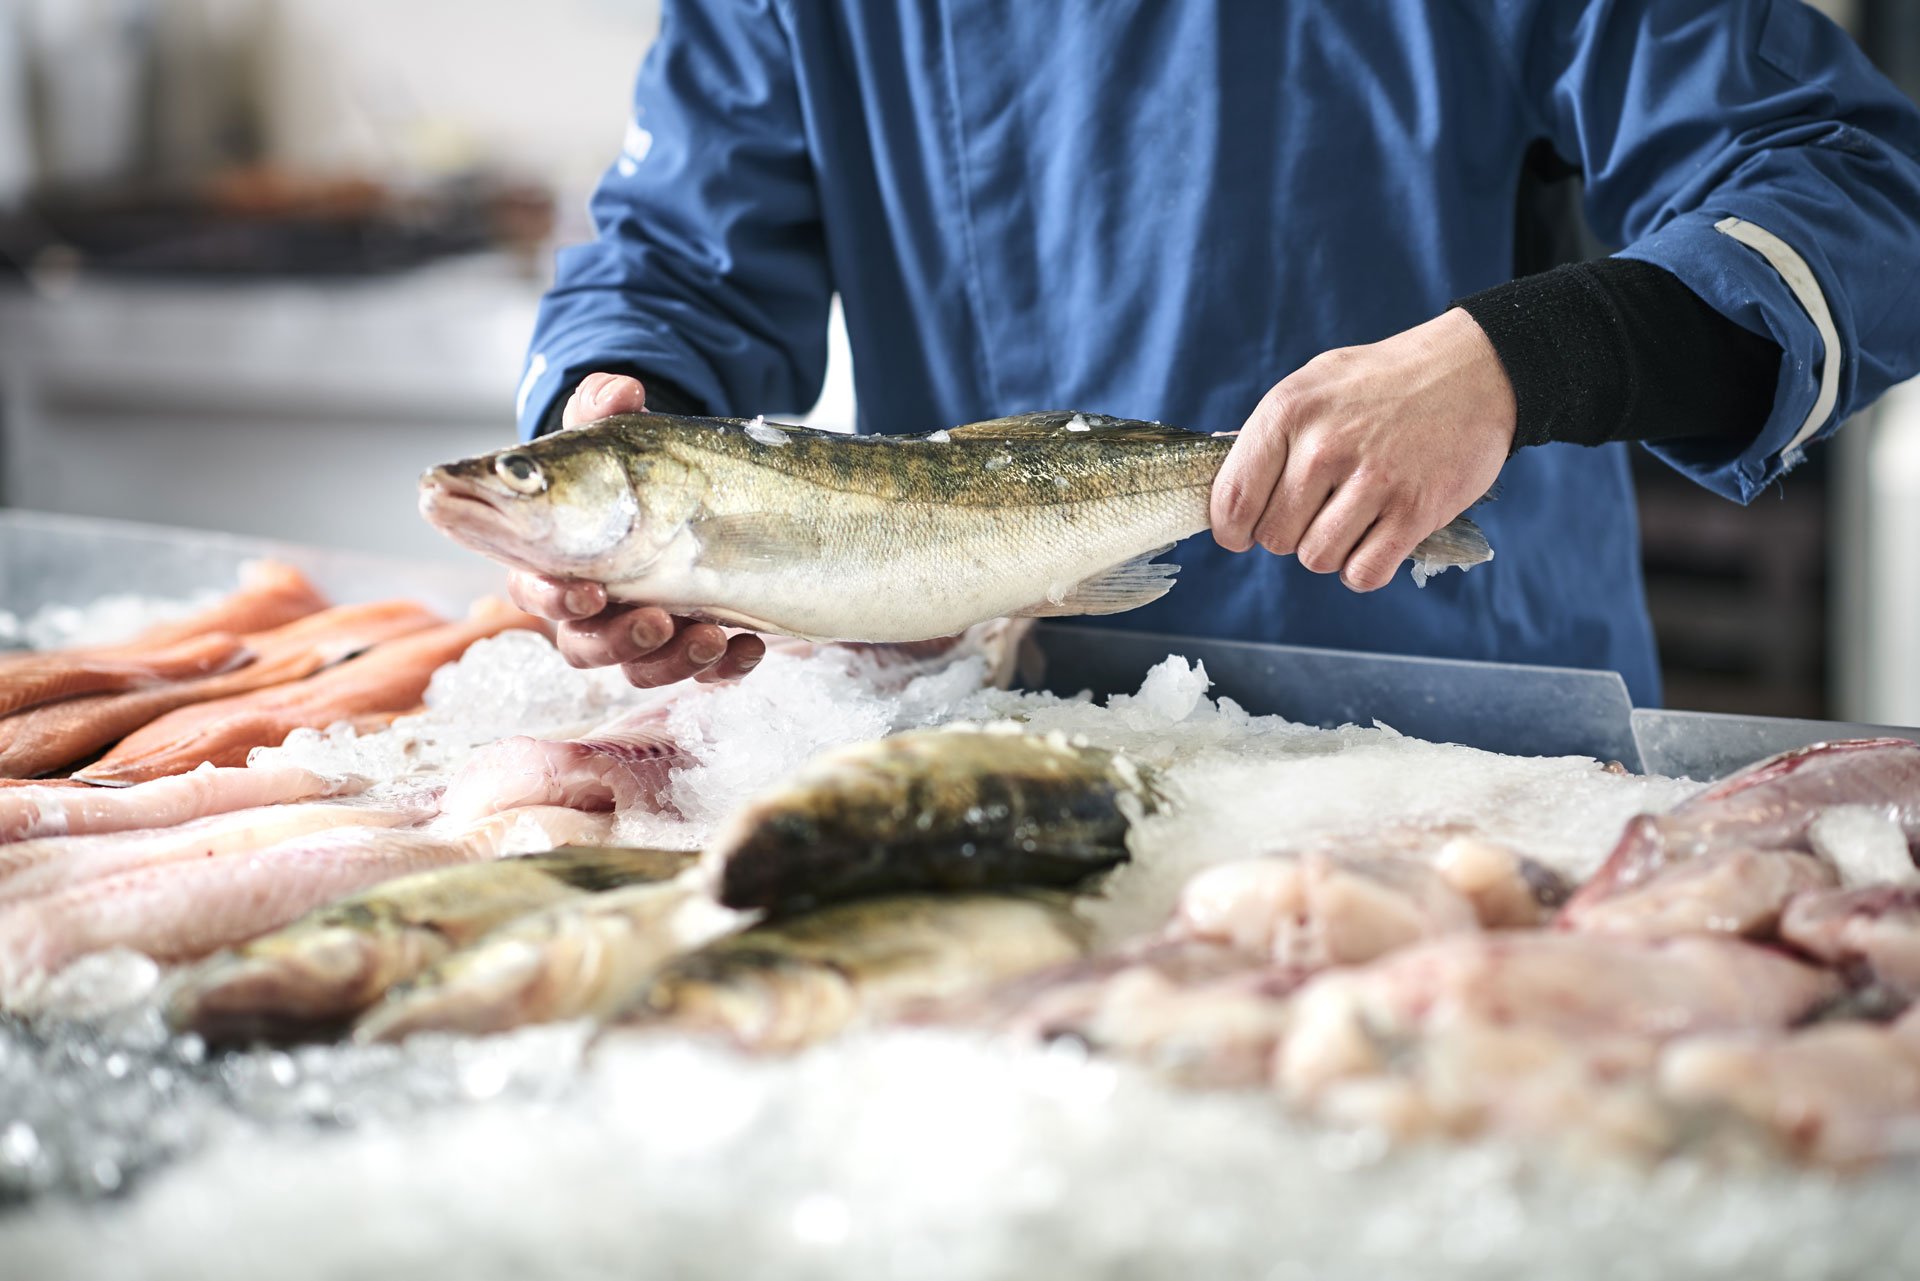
left=1631, top=707, right=1920, bottom=781
left=1029, top=623, right=1645, bottom=768
left=0, top=509, right=501, bottom=619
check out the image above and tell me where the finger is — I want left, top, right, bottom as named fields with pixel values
left=1249, top=462, right=1335, bottom=559
left=694, top=633, right=768, bottom=685
left=554, top=606, right=676, bottom=669
left=1341, top=515, right=1430, bottom=593
left=1294, top=483, right=1381, bottom=575
left=1211, top=432, right=1289, bottom=554
left=619, top=621, right=732, bottom=689
left=562, top=372, right=648, bottom=428
left=507, top=571, right=606, bottom=622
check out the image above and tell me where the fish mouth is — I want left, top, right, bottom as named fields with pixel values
left=417, top=479, right=555, bottom=576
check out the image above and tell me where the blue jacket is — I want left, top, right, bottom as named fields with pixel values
left=520, top=0, right=1920, bottom=706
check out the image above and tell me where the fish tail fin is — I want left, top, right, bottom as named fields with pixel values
left=1407, top=515, right=1493, bottom=587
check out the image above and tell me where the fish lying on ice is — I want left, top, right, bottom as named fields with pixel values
left=1778, top=885, right=1920, bottom=997
left=0, top=599, right=443, bottom=779
left=0, top=798, right=429, bottom=908
left=1172, top=851, right=1480, bottom=969
left=354, top=864, right=714, bottom=1043
left=436, top=620, right=1036, bottom=827
left=942, top=938, right=1300, bottom=1088
left=69, top=560, right=329, bottom=651
left=708, top=725, right=1161, bottom=915
left=0, top=806, right=613, bottom=1006
left=616, top=892, right=1092, bottom=1053
left=75, top=599, right=541, bottom=785
left=0, top=631, right=252, bottom=719
left=437, top=706, right=685, bottom=824
left=1657, top=1008, right=1920, bottom=1168
left=1276, top=931, right=1844, bottom=1098
left=169, top=845, right=696, bottom=1042
left=1559, top=843, right=1836, bottom=940
left=1557, top=739, right=1920, bottom=931
left=417, top=411, right=1494, bottom=644
left=0, top=765, right=354, bottom=843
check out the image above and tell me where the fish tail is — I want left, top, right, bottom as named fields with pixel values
left=1408, top=515, right=1493, bottom=571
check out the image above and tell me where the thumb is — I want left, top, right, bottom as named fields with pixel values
left=562, top=372, right=648, bottom=428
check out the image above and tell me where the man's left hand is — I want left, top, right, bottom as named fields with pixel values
left=1209, top=307, right=1516, bottom=592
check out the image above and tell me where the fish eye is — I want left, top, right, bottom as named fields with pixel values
left=494, top=452, right=547, bottom=495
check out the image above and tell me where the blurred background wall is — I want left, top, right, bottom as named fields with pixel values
left=0, top=0, right=1912, bottom=723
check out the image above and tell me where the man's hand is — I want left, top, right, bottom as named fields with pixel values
left=1209, top=308, right=1515, bottom=592
left=505, top=372, right=766, bottom=688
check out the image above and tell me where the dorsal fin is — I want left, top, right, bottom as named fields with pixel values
left=940, top=412, right=1199, bottom=444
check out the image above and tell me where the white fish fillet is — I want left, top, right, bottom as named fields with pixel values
left=0, top=800, right=424, bottom=908
left=0, top=766, right=356, bottom=844
left=0, top=806, right=613, bottom=1005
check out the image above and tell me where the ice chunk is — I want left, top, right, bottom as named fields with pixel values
left=1066, top=414, right=1093, bottom=432
left=927, top=429, right=952, bottom=443
left=745, top=422, right=790, bottom=447
left=16, top=588, right=224, bottom=650
left=1809, top=806, right=1920, bottom=889
left=1106, top=656, right=1211, bottom=728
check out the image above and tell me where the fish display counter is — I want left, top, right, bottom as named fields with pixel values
left=4, top=509, right=1920, bottom=1280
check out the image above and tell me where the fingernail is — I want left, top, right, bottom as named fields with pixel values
left=735, top=653, right=761, bottom=673
left=630, top=617, right=670, bottom=651
left=688, top=638, right=724, bottom=665
left=591, top=375, right=621, bottom=408
left=562, top=587, right=597, bottom=616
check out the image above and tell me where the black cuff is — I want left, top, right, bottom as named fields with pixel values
left=533, top=364, right=709, bottom=436
left=1457, top=258, right=1781, bottom=453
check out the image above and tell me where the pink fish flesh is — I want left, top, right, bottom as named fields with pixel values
left=0, top=766, right=357, bottom=843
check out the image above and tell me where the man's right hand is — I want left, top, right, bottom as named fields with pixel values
left=505, top=372, right=767, bottom=688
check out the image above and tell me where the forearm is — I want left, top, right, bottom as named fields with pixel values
left=1458, top=258, right=1782, bottom=454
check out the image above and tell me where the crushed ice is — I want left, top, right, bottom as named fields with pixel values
left=21, top=614, right=1889, bottom=1276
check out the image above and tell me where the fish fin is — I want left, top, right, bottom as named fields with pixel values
left=1010, top=546, right=1180, bottom=618
left=688, top=512, right=825, bottom=570
left=942, top=412, right=1197, bottom=444
left=1409, top=515, right=1493, bottom=570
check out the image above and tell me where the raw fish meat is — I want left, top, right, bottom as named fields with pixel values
left=76, top=599, right=541, bottom=785
left=0, top=806, right=611, bottom=1004
left=0, top=766, right=352, bottom=843
left=1560, top=846, right=1836, bottom=940
left=0, top=600, right=442, bottom=779
left=1172, top=852, right=1478, bottom=968
left=1779, top=885, right=1920, bottom=995
left=0, top=631, right=250, bottom=718
left=0, top=799, right=427, bottom=907
left=437, top=706, right=685, bottom=823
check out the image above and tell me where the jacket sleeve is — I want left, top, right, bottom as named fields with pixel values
left=1487, top=0, right=1920, bottom=501
left=514, top=0, right=831, bottom=438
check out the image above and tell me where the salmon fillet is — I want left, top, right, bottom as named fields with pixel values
left=75, top=599, right=544, bottom=785
left=0, top=600, right=443, bottom=779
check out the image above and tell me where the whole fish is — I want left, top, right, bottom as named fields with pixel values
left=169, top=845, right=696, bottom=1042
left=418, top=411, right=1494, bottom=644
left=615, top=892, right=1092, bottom=1053
left=709, top=726, right=1161, bottom=914
left=353, top=870, right=715, bottom=1043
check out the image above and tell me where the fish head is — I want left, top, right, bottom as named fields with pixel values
left=418, top=421, right=702, bottom=580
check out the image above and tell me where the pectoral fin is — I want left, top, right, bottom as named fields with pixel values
left=1010, top=546, right=1180, bottom=618
left=689, top=513, right=824, bottom=570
